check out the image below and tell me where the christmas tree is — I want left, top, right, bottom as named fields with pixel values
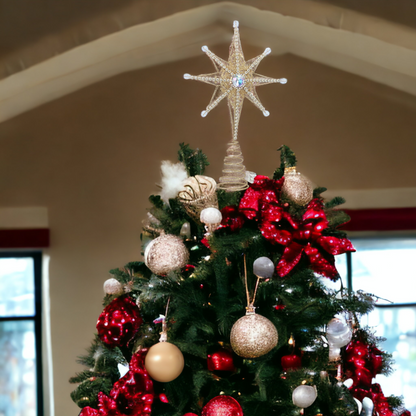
left=70, top=22, right=410, bottom=416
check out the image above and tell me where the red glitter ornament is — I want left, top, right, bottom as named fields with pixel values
left=207, top=348, right=236, bottom=372
left=202, top=396, right=243, bottom=416
left=281, top=354, right=302, bottom=371
left=96, top=296, right=142, bottom=348
left=183, top=414, right=199, bottom=416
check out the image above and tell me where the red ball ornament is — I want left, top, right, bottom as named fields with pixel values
left=207, top=348, right=236, bottom=372
left=96, top=296, right=142, bottom=348
left=202, top=396, right=243, bottom=416
left=281, top=354, right=302, bottom=371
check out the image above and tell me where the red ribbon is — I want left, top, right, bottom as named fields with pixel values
left=240, top=177, right=355, bottom=279
left=79, top=349, right=167, bottom=416
left=344, top=340, right=404, bottom=416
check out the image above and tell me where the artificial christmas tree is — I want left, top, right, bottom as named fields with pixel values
left=70, top=22, right=410, bottom=416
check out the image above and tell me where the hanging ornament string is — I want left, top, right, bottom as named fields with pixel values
left=244, top=255, right=261, bottom=313
left=153, top=297, right=171, bottom=342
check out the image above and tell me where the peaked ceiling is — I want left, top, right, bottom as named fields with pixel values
left=1, top=0, right=416, bottom=123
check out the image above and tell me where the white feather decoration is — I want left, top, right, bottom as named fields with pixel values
left=159, top=161, right=188, bottom=203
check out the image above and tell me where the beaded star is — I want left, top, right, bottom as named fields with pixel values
left=184, top=21, right=287, bottom=141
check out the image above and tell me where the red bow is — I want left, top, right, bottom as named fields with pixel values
left=240, top=178, right=354, bottom=279
left=79, top=350, right=168, bottom=416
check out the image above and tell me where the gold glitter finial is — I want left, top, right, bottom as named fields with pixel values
left=184, top=20, right=287, bottom=142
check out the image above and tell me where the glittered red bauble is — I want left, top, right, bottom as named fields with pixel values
left=183, top=414, right=199, bottom=416
left=96, top=296, right=142, bottom=348
left=281, top=354, right=302, bottom=371
left=202, top=396, right=243, bottom=416
left=207, top=348, right=236, bottom=372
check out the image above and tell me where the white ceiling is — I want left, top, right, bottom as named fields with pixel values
left=1, top=1, right=416, bottom=123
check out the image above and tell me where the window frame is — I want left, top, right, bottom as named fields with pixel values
left=0, top=250, right=43, bottom=416
left=345, top=234, right=416, bottom=307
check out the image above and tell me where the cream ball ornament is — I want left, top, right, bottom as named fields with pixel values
left=103, top=278, right=123, bottom=295
left=292, top=385, right=317, bottom=408
left=230, top=310, right=278, bottom=358
left=282, top=167, right=313, bottom=206
left=145, top=341, right=185, bottom=382
left=144, top=234, right=189, bottom=275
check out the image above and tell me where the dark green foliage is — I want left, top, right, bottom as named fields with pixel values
left=69, top=336, right=125, bottom=408
left=273, top=145, right=297, bottom=179
left=313, top=186, right=328, bottom=198
left=71, top=144, right=403, bottom=415
left=178, top=142, right=209, bottom=176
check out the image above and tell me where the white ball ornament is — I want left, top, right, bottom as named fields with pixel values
left=200, top=207, right=222, bottom=234
left=253, top=257, right=274, bottom=278
left=326, top=317, right=352, bottom=361
left=103, top=278, right=123, bottom=295
left=144, top=234, right=189, bottom=275
left=292, top=385, right=317, bottom=409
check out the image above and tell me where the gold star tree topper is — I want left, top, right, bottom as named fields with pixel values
left=184, top=20, right=287, bottom=142
left=183, top=21, right=287, bottom=192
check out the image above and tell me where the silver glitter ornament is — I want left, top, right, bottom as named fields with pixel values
left=230, top=309, right=278, bottom=358
left=282, top=167, right=313, bottom=206
left=144, top=234, right=189, bottom=275
left=103, top=278, right=123, bottom=295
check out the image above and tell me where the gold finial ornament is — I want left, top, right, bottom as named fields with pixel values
left=184, top=21, right=287, bottom=192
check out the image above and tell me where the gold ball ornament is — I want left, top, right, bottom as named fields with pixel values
left=230, top=311, right=278, bottom=358
left=144, top=234, right=189, bottom=275
left=145, top=341, right=185, bottom=382
left=282, top=167, right=313, bottom=206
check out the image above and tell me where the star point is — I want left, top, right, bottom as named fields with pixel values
left=184, top=22, right=287, bottom=141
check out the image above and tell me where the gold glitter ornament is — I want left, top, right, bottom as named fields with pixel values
left=282, top=167, right=313, bottom=206
left=230, top=308, right=278, bottom=358
left=144, top=234, right=189, bottom=275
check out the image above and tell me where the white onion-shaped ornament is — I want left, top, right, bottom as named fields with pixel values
left=103, top=278, right=123, bottom=295
left=292, top=385, right=317, bottom=409
left=200, top=207, right=222, bottom=234
left=253, top=257, right=274, bottom=278
left=361, top=397, right=374, bottom=416
left=145, top=341, right=184, bottom=382
left=144, top=234, right=189, bottom=275
left=282, top=167, right=313, bottom=206
left=326, top=317, right=352, bottom=361
left=230, top=310, right=278, bottom=358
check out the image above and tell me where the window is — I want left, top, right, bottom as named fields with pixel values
left=336, top=237, right=416, bottom=413
left=0, top=252, right=43, bottom=416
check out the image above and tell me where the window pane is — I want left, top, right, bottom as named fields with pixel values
left=0, top=320, right=37, bottom=416
left=0, top=257, right=35, bottom=317
left=351, top=238, right=416, bottom=304
left=321, top=253, right=348, bottom=291
left=361, top=307, right=416, bottom=414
